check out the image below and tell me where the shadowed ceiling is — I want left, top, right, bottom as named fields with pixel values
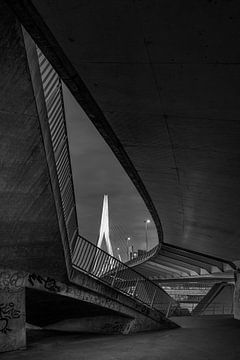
left=9, top=0, right=240, bottom=261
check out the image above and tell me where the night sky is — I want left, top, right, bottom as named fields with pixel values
left=63, top=85, right=158, bottom=261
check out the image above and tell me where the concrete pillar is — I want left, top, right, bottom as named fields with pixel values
left=0, top=269, right=26, bottom=352
left=233, top=269, right=240, bottom=319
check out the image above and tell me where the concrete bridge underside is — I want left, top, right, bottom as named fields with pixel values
left=8, top=0, right=240, bottom=263
left=0, top=4, right=177, bottom=352
left=2, top=0, right=240, bottom=354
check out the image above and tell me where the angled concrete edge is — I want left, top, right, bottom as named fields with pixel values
left=69, top=267, right=178, bottom=329
left=22, top=28, right=73, bottom=281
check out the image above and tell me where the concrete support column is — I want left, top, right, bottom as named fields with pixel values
left=0, top=269, right=26, bottom=352
left=233, top=269, right=240, bottom=319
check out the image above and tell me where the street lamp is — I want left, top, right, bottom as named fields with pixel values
left=117, top=247, right=122, bottom=262
left=145, top=219, right=151, bottom=251
left=127, top=237, right=131, bottom=260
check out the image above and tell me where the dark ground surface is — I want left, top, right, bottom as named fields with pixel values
left=2, top=316, right=240, bottom=360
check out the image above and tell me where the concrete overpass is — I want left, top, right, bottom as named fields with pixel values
left=2, top=0, right=240, bottom=354
left=7, top=0, right=240, bottom=297
left=0, top=3, right=177, bottom=352
left=127, top=243, right=236, bottom=279
left=8, top=0, right=240, bottom=263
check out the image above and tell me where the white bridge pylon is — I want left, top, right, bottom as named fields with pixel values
left=97, top=195, right=114, bottom=257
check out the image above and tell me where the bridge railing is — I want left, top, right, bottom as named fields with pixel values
left=37, top=47, right=177, bottom=317
left=72, top=235, right=178, bottom=316
left=37, top=47, right=78, bottom=252
left=189, top=302, right=233, bottom=315
left=125, top=245, right=159, bottom=266
left=201, top=303, right=233, bottom=315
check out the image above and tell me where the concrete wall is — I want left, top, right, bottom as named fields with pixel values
left=0, top=270, right=26, bottom=352
left=234, top=271, right=240, bottom=319
left=0, top=2, right=68, bottom=281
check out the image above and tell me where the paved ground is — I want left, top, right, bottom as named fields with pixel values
left=2, top=316, right=240, bottom=360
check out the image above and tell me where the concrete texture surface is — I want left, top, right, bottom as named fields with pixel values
left=8, top=0, right=240, bottom=261
left=1, top=316, right=240, bottom=359
left=0, top=288, right=25, bottom=352
left=0, top=3, right=68, bottom=281
left=234, top=270, right=240, bottom=319
left=0, top=268, right=177, bottom=347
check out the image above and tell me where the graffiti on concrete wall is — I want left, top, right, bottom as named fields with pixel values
left=0, top=269, right=61, bottom=293
left=28, top=273, right=60, bottom=292
left=0, top=303, right=21, bottom=334
left=0, top=271, right=27, bottom=291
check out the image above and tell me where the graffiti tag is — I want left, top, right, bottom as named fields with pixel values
left=28, top=273, right=60, bottom=292
left=0, top=303, right=21, bottom=334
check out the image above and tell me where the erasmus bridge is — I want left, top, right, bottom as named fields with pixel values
left=1, top=2, right=240, bottom=357
left=95, top=194, right=147, bottom=263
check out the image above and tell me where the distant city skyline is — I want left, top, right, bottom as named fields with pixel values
left=63, top=85, right=158, bottom=259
